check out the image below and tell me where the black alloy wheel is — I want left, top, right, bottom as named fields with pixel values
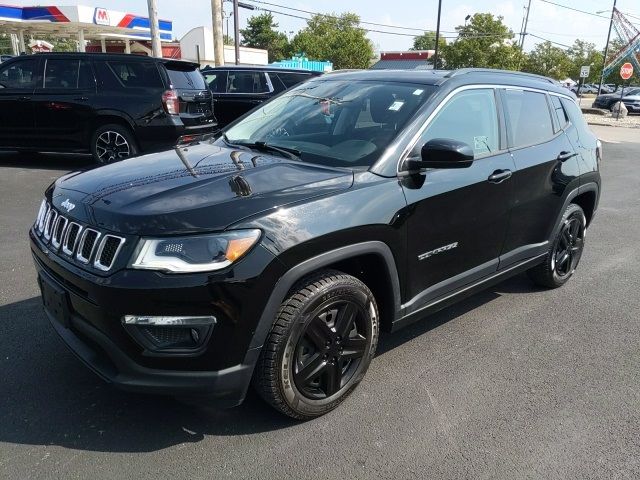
left=253, top=270, right=379, bottom=419
left=528, top=203, right=586, bottom=288
left=293, top=299, right=368, bottom=400
left=90, top=123, right=138, bottom=164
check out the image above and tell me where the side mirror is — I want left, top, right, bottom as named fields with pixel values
left=403, top=138, right=474, bottom=171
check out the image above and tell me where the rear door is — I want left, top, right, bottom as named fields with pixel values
left=33, top=57, right=97, bottom=150
left=0, top=57, right=40, bottom=148
left=499, top=88, right=580, bottom=267
left=163, top=62, right=215, bottom=130
left=212, top=70, right=272, bottom=126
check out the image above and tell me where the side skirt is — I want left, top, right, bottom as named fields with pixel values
left=390, top=253, right=546, bottom=332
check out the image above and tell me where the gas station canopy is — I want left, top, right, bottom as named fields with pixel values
left=0, top=4, right=172, bottom=53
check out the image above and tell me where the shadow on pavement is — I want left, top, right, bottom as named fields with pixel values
left=0, top=151, right=94, bottom=171
left=0, top=275, right=538, bottom=453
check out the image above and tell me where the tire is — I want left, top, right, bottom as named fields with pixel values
left=90, top=123, right=138, bottom=164
left=527, top=204, right=586, bottom=289
left=253, top=269, right=379, bottom=420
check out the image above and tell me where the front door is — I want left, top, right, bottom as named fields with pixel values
left=33, top=57, right=97, bottom=151
left=0, top=57, right=40, bottom=148
left=400, top=88, right=515, bottom=313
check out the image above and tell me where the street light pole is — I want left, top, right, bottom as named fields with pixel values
left=433, top=0, right=442, bottom=70
left=597, top=0, right=617, bottom=95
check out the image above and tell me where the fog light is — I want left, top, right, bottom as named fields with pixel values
left=122, top=315, right=216, bottom=355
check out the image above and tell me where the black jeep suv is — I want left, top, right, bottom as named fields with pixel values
left=30, top=68, right=601, bottom=419
left=0, top=53, right=215, bottom=163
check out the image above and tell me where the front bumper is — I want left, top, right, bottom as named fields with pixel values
left=30, top=229, right=283, bottom=406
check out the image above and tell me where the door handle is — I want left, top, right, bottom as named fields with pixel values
left=557, top=151, right=577, bottom=162
left=18, top=96, right=31, bottom=101
left=73, top=96, right=89, bottom=101
left=488, top=169, right=512, bottom=184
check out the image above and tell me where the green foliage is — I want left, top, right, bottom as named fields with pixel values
left=440, top=14, right=524, bottom=70
left=411, top=31, right=446, bottom=51
left=523, top=41, right=573, bottom=79
left=240, top=13, right=290, bottom=62
left=223, top=35, right=234, bottom=46
left=0, top=34, right=11, bottom=54
left=290, top=13, right=374, bottom=69
left=567, top=39, right=603, bottom=82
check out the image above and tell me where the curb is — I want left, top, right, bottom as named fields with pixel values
left=587, top=121, right=640, bottom=129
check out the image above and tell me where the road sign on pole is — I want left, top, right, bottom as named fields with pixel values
left=620, top=62, right=634, bottom=80
left=580, top=65, right=590, bottom=78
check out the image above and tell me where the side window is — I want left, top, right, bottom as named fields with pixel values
left=77, top=60, right=95, bottom=89
left=560, top=97, right=594, bottom=143
left=550, top=95, right=569, bottom=131
left=503, top=89, right=554, bottom=148
left=204, top=70, right=227, bottom=92
left=276, top=72, right=312, bottom=89
left=44, top=59, right=80, bottom=89
left=411, top=88, right=499, bottom=159
left=104, top=61, right=163, bottom=88
left=226, top=71, right=269, bottom=93
left=0, top=58, right=39, bottom=89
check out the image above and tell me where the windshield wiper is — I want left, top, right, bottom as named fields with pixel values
left=223, top=135, right=301, bottom=161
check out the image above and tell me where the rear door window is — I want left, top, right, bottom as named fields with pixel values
left=166, top=66, right=206, bottom=90
left=44, top=59, right=79, bottom=89
left=203, top=70, right=227, bottom=92
left=502, top=89, right=554, bottom=148
left=226, top=71, right=270, bottom=93
left=0, top=58, right=39, bottom=89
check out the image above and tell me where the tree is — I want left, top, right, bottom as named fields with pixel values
left=441, top=14, right=524, bottom=70
left=523, top=41, right=573, bottom=79
left=290, top=13, right=374, bottom=69
left=411, top=31, right=446, bottom=51
left=223, top=35, right=234, bottom=46
left=567, top=39, right=603, bottom=82
left=240, top=13, right=290, bottom=62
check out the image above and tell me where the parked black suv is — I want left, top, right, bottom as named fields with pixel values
left=201, top=65, right=322, bottom=127
left=0, top=53, right=216, bottom=163
left=30, top=68, right=601, bottom=419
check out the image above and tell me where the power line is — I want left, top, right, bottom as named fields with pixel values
left=528, top=33, right=572, bottom=48
left=537, top=0, right=610, bottom=20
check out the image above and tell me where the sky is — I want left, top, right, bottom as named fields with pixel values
left=7, top=0, right=640, bottom=53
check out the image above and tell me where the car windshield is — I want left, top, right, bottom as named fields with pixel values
left=223, top=79, right=436, bottom=167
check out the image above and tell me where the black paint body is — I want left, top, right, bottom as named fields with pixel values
left=30, top=69, right=601, bottom=407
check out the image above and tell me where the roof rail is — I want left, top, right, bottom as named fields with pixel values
left=445, top=68, right=558, bottom=85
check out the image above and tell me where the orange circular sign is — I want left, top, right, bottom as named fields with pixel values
left=620, top=62, right=634, bottom=80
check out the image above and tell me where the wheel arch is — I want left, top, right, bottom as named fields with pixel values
left=246, top=241, right=402, bottom=356
left=551, top=182, right=599, bottom=240
left=86, top=112, right=137, bottom=145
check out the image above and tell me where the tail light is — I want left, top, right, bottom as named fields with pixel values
left=162, top=89, right=179, bottom=115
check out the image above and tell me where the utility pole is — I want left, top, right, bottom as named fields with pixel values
left=212, top=0, right=225, bottom=66
left=233, top=0, right=240, bottom=65
left=146, top=0, right=162, bottom=57
left=433, top=0, right=442, bottom=70
left=520, top=0, right=532, bottom=50
left=597, top=0, right=617, bottom=96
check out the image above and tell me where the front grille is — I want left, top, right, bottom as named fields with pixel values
left=77, top=229, right=100, bottom=264
left=34, top=202, right=126, bottom=272
left=62, top=223, right=82, bottom=256
left=51, top=216, right=68, bottom=248
left=94, top=235, right=125, bottom=271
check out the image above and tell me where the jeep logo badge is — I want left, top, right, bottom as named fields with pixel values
left=60, top=199, right=76, bottom=212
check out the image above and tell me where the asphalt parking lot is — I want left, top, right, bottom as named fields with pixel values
left=1, top=126, right=639, bottom=479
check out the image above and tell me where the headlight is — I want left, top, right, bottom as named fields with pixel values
left=131, top=229, right=261, bottom=273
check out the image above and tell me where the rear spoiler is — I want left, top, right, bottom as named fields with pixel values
left=161, top=59, right=201, bottom=70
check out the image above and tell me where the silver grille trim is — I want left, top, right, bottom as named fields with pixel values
left=94, top=235, right=126, bottom=271
left=43, top=209, right=58, bottom=241
left=76, top=228, right=101, bottom=264
left=51, top=216, right=68, bottom=249
left=62, top=222, right=83, bottom=256
left=35, top=200, right=48, bottom=233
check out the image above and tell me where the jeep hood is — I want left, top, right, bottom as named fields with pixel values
left=52, top=143, right=353, bottom=235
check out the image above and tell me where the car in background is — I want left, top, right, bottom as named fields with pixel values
left=0, top=53, right=216, bottom=163
left=622, top=94, right=640, bottom=114
left=201, top=65, right=322, bottom=127
left=593, top=87, right=640, bottom=110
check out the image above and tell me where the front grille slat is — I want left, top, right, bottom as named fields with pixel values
left=35, top=204, right=125, bottom=272
left=94, top=235, right=125, bottom=271
left=76, top=229, right=101, bottom=264
left=62, top=223, right=82, bottom=256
